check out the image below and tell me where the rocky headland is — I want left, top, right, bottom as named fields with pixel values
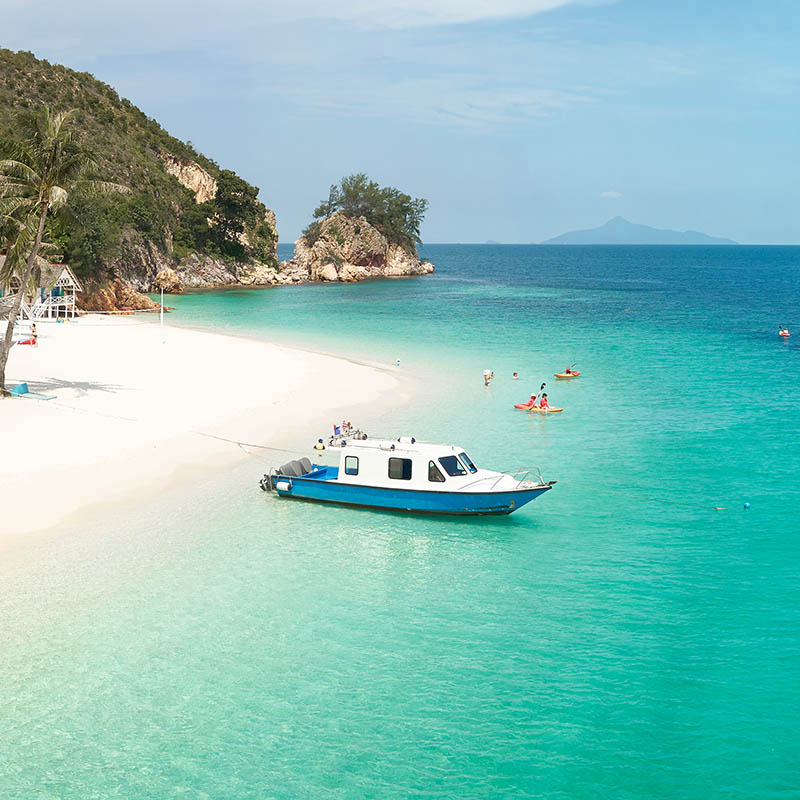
left=0, top=51, right=433, bottom=311
left=280, top=211, right=434, bottom=283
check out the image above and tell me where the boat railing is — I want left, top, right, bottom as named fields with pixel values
left=460, top=467, right=550, bottom=492
left=327, top=429, right=369, bottom=447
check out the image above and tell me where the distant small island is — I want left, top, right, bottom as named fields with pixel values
left=542, top=216, right=737, bottom=245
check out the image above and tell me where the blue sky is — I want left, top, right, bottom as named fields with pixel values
left=3, top=0, right=799, bottom=243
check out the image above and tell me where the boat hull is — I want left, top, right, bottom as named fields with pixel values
left=273, top=476, right=551, bottom=515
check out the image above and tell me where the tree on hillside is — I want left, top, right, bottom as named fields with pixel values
left=307, top=173, right=428, bottom=253
left=172, top=170, right=274, bottom=264
left=0, top=107, right=127, bottom=394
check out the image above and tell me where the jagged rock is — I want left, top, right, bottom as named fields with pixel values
left=316, top=263, right=339, bottom=282
left=159, top=153, right=217, bottom=204
left=152, top=268, right=182, bottom=293
left=78, top=204, right=431, bottom=306
left=385, top=243, right=432, bottom=276
left=280, top=211, right=434, bottom=282
left=80, top=278, right=160, bottom=312
left=111, top=230, right=173, bottom=292
left=176, top=254, right=238, bottom=288
left=262, top=208, right=279, bottom=264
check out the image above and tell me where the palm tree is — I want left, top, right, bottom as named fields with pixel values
left=0, top=107, right=127, bottom=394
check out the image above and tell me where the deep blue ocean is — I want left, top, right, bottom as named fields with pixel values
left=1, top=245, right=798, bottom=798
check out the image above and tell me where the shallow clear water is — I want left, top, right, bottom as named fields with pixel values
left=2, top=246, right=798, bottom=798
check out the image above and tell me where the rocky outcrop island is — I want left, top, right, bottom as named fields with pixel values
left=0, top=50, right=432, bottom=310
left=281, top=174, right=433, bottom=283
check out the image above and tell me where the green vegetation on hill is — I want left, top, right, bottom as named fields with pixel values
left=0, top=49, right=276, bottom=279
left=304, top=173, right=427, bottom=253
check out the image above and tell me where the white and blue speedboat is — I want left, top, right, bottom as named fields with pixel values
left=259, top=436, right=555, bottom=516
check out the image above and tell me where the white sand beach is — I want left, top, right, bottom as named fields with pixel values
left=0, top=315, right=402, bottom=536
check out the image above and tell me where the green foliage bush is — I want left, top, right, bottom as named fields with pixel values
left=310, top=173, right=427, bottom=253
left=0, top=48, right=277, bottom=277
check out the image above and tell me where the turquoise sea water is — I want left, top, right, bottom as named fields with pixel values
left=2, top=245, right=799, bottom=798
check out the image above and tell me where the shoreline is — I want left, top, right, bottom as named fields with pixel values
left=0, top=315, right=410, bottom=539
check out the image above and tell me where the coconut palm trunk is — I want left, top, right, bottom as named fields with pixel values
left=0, top=202, right=49, bottom=394
left=0, top=106, right=128, bottom=396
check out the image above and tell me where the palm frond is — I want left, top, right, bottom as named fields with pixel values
left=0, top=180, right=33, bottom=197
left=0, top=159, right=40, bottom=185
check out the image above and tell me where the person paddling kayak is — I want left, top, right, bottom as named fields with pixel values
left=528, top=382, right=546, bottom=407
left=539, top=393, right=550, bottom=410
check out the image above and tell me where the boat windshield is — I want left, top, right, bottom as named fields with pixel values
left=459, top=452, right=477, bottom=473
left=438, top=455, right=467, bottom=476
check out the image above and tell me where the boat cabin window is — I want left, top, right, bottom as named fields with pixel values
left=388, top=457, right=412, bottom=480
left=438, top=455, right=467, bottom=476
left=344, top=455, right=359, bottom=476
left=459, top=452, right=477, bottom=473
left=428, top=461, right=445, bottom=482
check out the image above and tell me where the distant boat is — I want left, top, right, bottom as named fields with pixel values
left=260, top=436, right=555, bottom=515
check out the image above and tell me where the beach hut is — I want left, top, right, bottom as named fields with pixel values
left=0, top=255, right=83, bottom=320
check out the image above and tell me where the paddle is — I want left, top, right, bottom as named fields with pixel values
left=529, top=382, right=546, bottom=411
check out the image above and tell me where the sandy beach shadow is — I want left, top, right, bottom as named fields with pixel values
left=13, top=377, right=126, bottom=396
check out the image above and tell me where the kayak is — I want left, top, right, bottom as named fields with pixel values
left=554, top=371, right=580, bottom=379
left=514, top=403, right=563, bottom=413
left=779, top=332, right=790, bottom=337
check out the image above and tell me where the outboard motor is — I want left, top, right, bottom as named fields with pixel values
left=260, top=458, right=312, bottom=492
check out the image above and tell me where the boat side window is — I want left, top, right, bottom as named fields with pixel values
left=438, top=455, right=467, bottom=476
left=344, top=455, right=359, bottom=476
left=428, top=461, right=445, bottom=482
left=388, top=457, right=413, bottom=480
left=459, top=452, right=477, bottom=473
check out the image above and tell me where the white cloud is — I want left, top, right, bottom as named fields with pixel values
left=7, top=0, right=582, bottom=47
left=309, top=0, right=581, bottom=28
left=600, top=190, right=623, bottom=198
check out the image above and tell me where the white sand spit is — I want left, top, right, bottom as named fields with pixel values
left=0, top=316, right=399, bottom=535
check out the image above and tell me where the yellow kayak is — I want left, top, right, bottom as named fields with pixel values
left=554, top=371, right=580, bottom=379
left=527, top=406, right=563, bottom=414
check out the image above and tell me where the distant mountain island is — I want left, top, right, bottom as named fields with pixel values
left=542, top=217, right=737, bottom=245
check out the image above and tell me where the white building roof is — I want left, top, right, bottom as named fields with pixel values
left=0, top=255, right=82, bottom=293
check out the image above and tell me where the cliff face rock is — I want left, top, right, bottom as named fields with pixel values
left=159, top=153, right=217, bottom=204
left=80, top=278, right=160, bottom=312
left=111, top=230, right=173, bottom=292
left=77, top=207, right=431, bottom=309
left=176, top=254, right=238, bottom=288
left=281, top=211, right=434, bottom=283
left=152, top=268, right=182, bottom=293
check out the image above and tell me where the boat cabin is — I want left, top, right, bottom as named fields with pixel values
left=333, top=437, right=484, bottom=490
